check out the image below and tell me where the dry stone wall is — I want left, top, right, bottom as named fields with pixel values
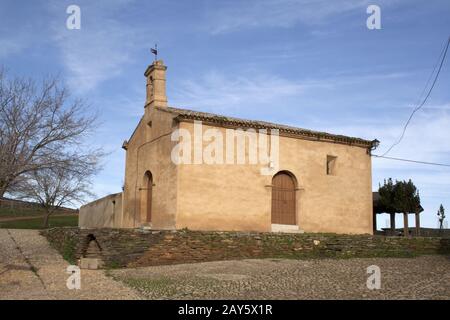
left=41, top=227, right=450, bottom=269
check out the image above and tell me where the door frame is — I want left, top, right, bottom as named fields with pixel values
left=270, top=171, right=298, bottom=226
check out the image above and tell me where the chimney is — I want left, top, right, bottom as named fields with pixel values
left=144, top=59, right=167, bottom=108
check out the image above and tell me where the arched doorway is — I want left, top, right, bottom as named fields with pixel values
left=143, top=171, right=153, bottom=223
left=271, top=171, right=296, bottom=225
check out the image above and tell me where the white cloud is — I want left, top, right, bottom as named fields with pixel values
left=55, top=27, right=133, bottom=92
left=49, top=0, right=146, bottom=93
left=421, top=102, right=450, bottom=110
left=308, top=110, right=450, bottom=228
left=205, top=0, right=385, bottom=34
left=332, top=110, right=450, bottom=163
left=0, top=37, right=27, bottom=59
left=0, top=19, right=38, bottom=59
left=172, top=70, right=311, bottom=112
left=171, top=69, right=411, bottom=115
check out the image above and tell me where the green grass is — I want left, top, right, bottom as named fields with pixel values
left=61, top=237, right=77, bottom=264
left=0, top=206, right=45, bottom=218
left=105, top=260, right=122, bottom=269
left=123, top=277, right=179, bottom=298
left=0, top=215, right=78, bottom=229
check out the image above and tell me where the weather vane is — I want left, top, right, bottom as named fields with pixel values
left=151, top=44, right=158, bottom=62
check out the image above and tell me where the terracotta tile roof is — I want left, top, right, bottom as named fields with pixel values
left=157, top=106, right=378, bottom=149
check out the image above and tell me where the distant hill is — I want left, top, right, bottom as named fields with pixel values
left=0, top=197, right=78, bottom=218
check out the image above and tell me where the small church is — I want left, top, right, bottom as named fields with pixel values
left=80, top=57, right=379, bottom=234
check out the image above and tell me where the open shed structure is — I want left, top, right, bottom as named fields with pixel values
left=373, top=192, right=424, bottom=236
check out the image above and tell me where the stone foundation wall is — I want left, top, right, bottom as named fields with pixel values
left=41, top=227, right=450, bottom=269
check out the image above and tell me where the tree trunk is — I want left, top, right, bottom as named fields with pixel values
left=43, top=212, right=51, bottom=228
left=390, top=213, right=396, bottom=236
left=415, top=211, right=420, bottom=236
left=0, top=184, right=7, bottom=198
left=403, top=212, right=409, bottom=237
left=373, top=213, right=377, bottom=234
left=0, top=176, right=15, bottom=198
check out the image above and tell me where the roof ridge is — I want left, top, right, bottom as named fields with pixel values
left=156, top=106, right=377, bottom=148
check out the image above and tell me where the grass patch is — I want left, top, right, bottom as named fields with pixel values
left=0, top=206, right=45, bottom=218
left=105, top=260, right=122, bottom=270
left=0, top=215, right=78, bottom=229
left=61, top=237, right=77, bottom=264
left=124, top=277, right=179, bottom=297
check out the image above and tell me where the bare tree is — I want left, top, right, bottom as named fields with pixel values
left=437, top=204, right=445, bottom=230
left=15, top=163, right=98, bottom=227
left=0, top=67, right=102, bottom=197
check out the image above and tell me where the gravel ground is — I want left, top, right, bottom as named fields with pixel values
left=110, top=256, right=450, bottom=300
left=0, top=229, right=141, bottom=300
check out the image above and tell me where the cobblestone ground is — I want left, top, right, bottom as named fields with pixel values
left=1, top=229, right=449, bottom=300
left=0, top=229, right=141, bottom=300
left=110, top=256, right=450, bottom=300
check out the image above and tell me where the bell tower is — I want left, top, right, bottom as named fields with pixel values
left=144, top=59, right=168, bottom=108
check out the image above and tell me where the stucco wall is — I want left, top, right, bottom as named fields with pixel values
left=175, top=121, right=373, bottom=234
left=121, top=107, right=178, bottom=229
left=122, top=107, right=373, bottom=234
left=79, top=192, right=123, bottom=228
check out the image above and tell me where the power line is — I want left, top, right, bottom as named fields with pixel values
left=372, top=154, right=450, bottom=167
left=382, top=37, right=450, bottom=156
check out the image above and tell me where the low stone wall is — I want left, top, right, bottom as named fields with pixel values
left=79, top=193, right=122, bottom=228
left=41, top=227, right=450, bottom=269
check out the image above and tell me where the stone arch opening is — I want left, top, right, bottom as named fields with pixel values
left=82, top=234, right=102, bottom=258
left=142, top=171, right=153, bottom=223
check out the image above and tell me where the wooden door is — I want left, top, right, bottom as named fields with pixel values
left=271, top=172, right=296, bottom=225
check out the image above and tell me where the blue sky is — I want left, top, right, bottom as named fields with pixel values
left=1, top=0, right=449, bottom=229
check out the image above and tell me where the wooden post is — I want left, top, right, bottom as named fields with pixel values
left=390, top=213, right=396, bottom=236
left=415, top=211, right=420, bottom=236
left=403, top=212, right=409, bottom=237
left=373, top=213, right=377, bottom=234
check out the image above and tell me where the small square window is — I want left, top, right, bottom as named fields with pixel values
left=327, top=155, right=337, bottom=175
